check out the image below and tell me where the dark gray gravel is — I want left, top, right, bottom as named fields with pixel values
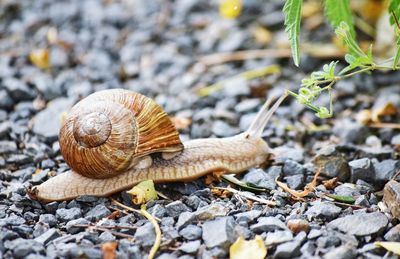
left=1, top=0, right=399, bottom=258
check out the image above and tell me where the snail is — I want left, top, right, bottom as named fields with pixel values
left=28, top=89, right=287, bottom=202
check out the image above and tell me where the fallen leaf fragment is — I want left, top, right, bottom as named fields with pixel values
left=375, top=241, right=400, bottom=255
left=101, top=241, right=118, bottom=259
left=219, top=0, right=242, bottom=19
left=221, top=174, right=267, bottom=192
left=276, top=170, right=320, bottom=199
left=29, top=48, right=50, bottom=69
left=170, top=116, right=192, bottom=130
left=322, top=177, right=338, bottom=190
left=230, top=235, right=267, bottom=259
left=325, top=194, right=355, bottom=204
left=126, top=180, right=158, bottom=205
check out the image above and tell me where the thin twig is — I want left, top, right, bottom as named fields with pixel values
left=140, top=205, right=162, bottom=259
left=70, top=224, right=136, bottom=239
left=213, top=186, right=276, bottom=206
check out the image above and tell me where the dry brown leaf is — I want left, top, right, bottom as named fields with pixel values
left=322, top=177, right=338, bottom=190
left=211, top=188, right=232, bottom=198
left=276, top=170, right=321, bottom=199
left=372, top=103, right=398, bottom=122
left=205, top=170, right=226, bottom=185
left=107, top=210, right=122, bottom=220
left=170, top=116, right=192, bottom=130
left=101, top=241, right=118, bottom=259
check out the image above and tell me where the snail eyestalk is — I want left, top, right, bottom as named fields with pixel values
left=246, top=91, right=288, bottom=138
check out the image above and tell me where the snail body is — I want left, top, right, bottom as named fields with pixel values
left=29, top=89, right=286, bottom=202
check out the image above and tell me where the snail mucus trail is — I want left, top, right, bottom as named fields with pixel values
left=28, top=89, right=287, bottom=202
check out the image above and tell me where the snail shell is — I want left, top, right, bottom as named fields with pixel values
left=59, top=89, right=184, bottom=179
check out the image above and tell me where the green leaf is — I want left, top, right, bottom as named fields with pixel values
left=326, top=194, right=355, bottom=204
left=394, top=37, right=400, bottom=69
left=221, top=174, right=267, bottom=193
left=283, top=0, right=303, bottom=67
left=324, top=0, right=355, bottom=38
left=389, top=0, right=400, bottom=26
left=335, top=22, right=365, bottom=57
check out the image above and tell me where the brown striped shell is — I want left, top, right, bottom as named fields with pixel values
left=59, top=89, right=183, bottom=179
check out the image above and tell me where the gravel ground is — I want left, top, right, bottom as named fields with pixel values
left=1, top=0, right=400, bottom=258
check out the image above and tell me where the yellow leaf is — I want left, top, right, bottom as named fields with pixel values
left=126, top=180, right=158, bottom=205
left=375, top=241, right=400, bottom=255
left=219, top=0, right=242, bottom=19
left=230, top=235, right=267, bottom=259
left=29, top=49, right=50, bottom=69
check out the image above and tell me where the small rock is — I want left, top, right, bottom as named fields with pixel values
left=374, top=159, right=400, bottom=186
left=323, top=244, right=357, bottom=259
left=274, top=146, right=304, bottom=163
left=85, top=204, right=111, bottom=221
left=383, top=180, right=400, bottom=219
left=178, top=240, right=201, bottom=254
left=65, top=218, right=90, bottom=234
left=284, top=174, right=304, bottom=190
left=0, top=90, right=13, bottom=110
left=56, top=208, right=82, bottom=222
left=327, top=212, right=388, bottom=236
left=147, top=204, right=166, bottom=218
left=32, top=98, right=74, bottom=142
left=4, top=238, right=44, bottom=258
left=134, top=222, right=156, bottom=247
left=265, top=230, right=293, bottom=245
left=313, top=151, right=350, bottom=181
left=349, top=158, right=375, bottom=183
left=0, top=141, right=17, bottom=154
left=35, top=228, right=61, bottom=245
left=234, top=210, right=262, bottom=224
left=38, top=214, right=57, bottom=227
left=384, top=224, right=400, bottom=241
left=202, top=216, right=236, bottom=249
left=305, top=201, right=342, bottom=220
left=99, top=231, right=116, bottom=243
left=3, top=78, right=35, bottom=101
left=283, top=160, right=305, bottom=176
left=307, top=229, right=323, bottom=239
left=211, top=120, right=239, bottom=137
left=165, top=201, right=191, bottom=218
left=241, top=167, right=280, bottom=190
left=250, top=217, right=287, bottom=233
left=179, top=225, right=202, bottom=240
left=333, top=120, right=369, bottom=144
left=274, top=239, right=302, bottom=258
left=287, top=219, right=309, bottom=234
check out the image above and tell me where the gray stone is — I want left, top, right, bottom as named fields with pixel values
left=307, top=229, right=323, bottom=239
left=234, top=210, right=262, bottom=223
left=384, top=224, right=400, bottom=241
left=148, top=204, right=166, bottom=218
left=178, top=240, right=201, bottom=254
left=323, top=244, right=357, bottom=259
left=250, top=217, right=287, bottom=233
left=265, top=230, right=293, bottom=245
left=4, top=238, right=44, bottom=258
left=65, top=218, right=90, bottom=234
left=374, top=159, right=400, bottom=185
left=333, top=120, right=369, bottom=144
left=383, top=180, right=400, bottom=219
left=99, top=231, right=116, bottom=242
left=35, top=228, right=61, bottom=245
left=0, top=121, right=11, bottom=138
left=134, top=222, right=156, bottom=247
left=234, top=98, right=261, bottom=113
left=0, top=90, right=13, bottom=110
left=305, top=201, right=342, bottom=220
left=0, top=141, right=17, bottom=154
left=274, top=240, right=302, bottom=258
left=334, top=184, right=361, bottom=197
left=32, top=98, right=74, bottom=141
left=202, top=216, right=236, bottom=249
left=165, top=201, right=191, bottom=218
left=242, top=167, right=280, bottom=190
left=176, top=211, right=195, bottom=230
left=3, top=78, right=35, bottom=101
left=56, top=208, right=82, bottom=222
left=211, top=120, right=239, bottom=137
left=31, top=74, right=61, bottom=100
left=274, top=146, right=305, bottom=163
left=349, top=158, right=375, bottom=183
left=284, top=174, right=304, bottom=190
left=313, top=151, right=350, bottom=181
left=283, top=160, right=305, bottom=176
left=327, top=212, right=388, bottom=236
left=85, top=204, right=111, bottom=221
left=179, top=225, right=202, bottom=240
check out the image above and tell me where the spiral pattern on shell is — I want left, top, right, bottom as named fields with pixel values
left=59, top=89, right=183, bottom=179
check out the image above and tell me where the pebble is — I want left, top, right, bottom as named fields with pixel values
left=3, top=78, right=35, bottom=101
left=38, top=214, right=57, bottom=227
left=179, top=225, right=202, bottom=241
left=327, top=212, right=388, bottom=236
left=85, top=204, right=111, bottom=221
left=349, top=158, right=375, bottom=183
left=241, top=167, right=280, bottom=190
left=313, top=151, right=350, bottom=181
left=234, top=210, right=262, bottom=224
left=274, top=146, right=305, bottom=163
left=287, top=219, right=310, bottom=234
left=211, top=120, right=239, bottom=137
left=323, top=244, right=357, bottom=259
left=0, top=90, right=14, bottom=110
left=56, top=208, right=82, bottom=222
left=374, top=159, right=400, bottom=186
left=98, top=232, right=115, bottom=243
left=32, top=98, right=74, bottom=142
left=4, top=238, right=44, bottom=258
left=305, top=201, right=342, bottom=220
left=265, top=230, right=293, bottom=245
left=178, top=240, right=201, bottom=254
left=165, top=200, right=192, bottom=218
left=274, top=239, right=302, bottom=258
left=202, top=216, right=236, bottom=249
left=250, top=216, right=287, bottom=233
left=284, top=174, right=304, bottom=190
left=0, top=141, right=17, bottom=154
left=383, top=180, right=400, bottom=219
left=283, top=160, right=305, bottom=176
left=34, top=228, right=61, bottom=245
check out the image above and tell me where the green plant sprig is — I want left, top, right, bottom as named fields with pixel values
left=287, top=21, right=400, bottom=118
